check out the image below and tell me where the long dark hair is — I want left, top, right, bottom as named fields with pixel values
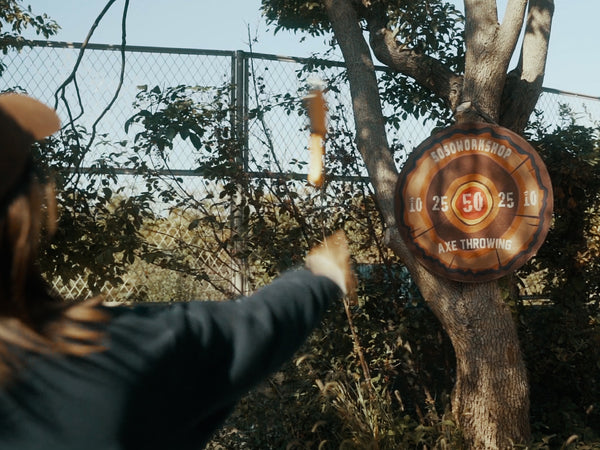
left=0, top=94, right=106, bottom=382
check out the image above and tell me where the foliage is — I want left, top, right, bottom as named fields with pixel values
left=261, top=0, right=330, bottom=37
left=261, top=0, right=465, bottom=72
left=0, top=0, right=59, bottom=75
left=514, top=109, right=600, bottom=446
left=33, top=125, right=154, bottom=294
left=379, top=72, right=454, bottom=132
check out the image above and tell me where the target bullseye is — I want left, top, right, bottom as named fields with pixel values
left=452, top=181, right=492, bottom=225
left=395, top=122, right=553, bottom=282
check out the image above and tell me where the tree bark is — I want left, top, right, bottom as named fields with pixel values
left=500, top=0, right=555, bottom=132
left=322, top=0, right=398, bottom=229
left=462, top=0, right=527, bottom=121
left=366, top=3, right=463, bottom=112
left=324, top=0, right=535, bottom=447
left=385, top=229, right=530, bottom=449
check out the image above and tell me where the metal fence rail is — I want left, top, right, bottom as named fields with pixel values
left=2, top=40, right=599, bottom=301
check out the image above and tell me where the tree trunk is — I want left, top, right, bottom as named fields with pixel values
left=400, top=246, right=532, bottom=448
left=324, top=0, right=532, bottom=447
left=409, top=263, right=530, bottom=448
left=384, top=229, right=531, bottom=448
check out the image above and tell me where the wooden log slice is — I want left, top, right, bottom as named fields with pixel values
left=395, top=122, right=553, bottom=282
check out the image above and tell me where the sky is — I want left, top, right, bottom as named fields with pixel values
left=19, top=0, right=600, bottom=97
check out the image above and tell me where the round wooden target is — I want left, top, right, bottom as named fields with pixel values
left=395, top=122, right=553, bottom=282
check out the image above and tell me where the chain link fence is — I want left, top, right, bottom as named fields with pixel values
left=2, top=40, right=599, bottom=301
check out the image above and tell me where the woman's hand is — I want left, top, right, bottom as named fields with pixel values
left=305, top=230, right=356, bottom=296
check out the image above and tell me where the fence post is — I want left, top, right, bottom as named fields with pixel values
left=230, top=50, right=249, bottom=295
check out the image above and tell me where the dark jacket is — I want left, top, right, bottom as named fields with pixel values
left=0, top=269, right=341, bottom=450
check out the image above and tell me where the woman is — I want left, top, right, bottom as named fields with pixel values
left=0, top=94, right=354, bottom=449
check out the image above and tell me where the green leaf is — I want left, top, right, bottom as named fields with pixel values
left=189, top=132, right=202, bottom=149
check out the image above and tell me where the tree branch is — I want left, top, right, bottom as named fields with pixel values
left=497, top=0, right=528, bottom=63
left=461, top=0, right=525, bottom=122
left=53, top=0, right=119, bottom=113
left=463, top=0, right=498, bottom=59
left=86, top=0, right=130, bottom=154
left=366, top=4, right=462, bottom=111
left=53, top=0, right=122, bottom=189
left=500, top=0, right=554, bottom=132
left=323, top=0, right=414, bottom=265
left=499, top=0, right=528, bottom=41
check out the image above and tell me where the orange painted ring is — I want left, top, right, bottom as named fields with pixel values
left=394, top=122, right=553, bottom=282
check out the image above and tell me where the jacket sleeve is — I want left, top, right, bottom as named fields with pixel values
left=182, top=268, right=341, bottom=402
left=115, top=268, right=342, bottom=447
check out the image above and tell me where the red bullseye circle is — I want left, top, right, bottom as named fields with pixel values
left=452, top=182, right=492, bottom=225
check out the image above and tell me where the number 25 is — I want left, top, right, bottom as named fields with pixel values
left=498, top=192, right=514, bottom=208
